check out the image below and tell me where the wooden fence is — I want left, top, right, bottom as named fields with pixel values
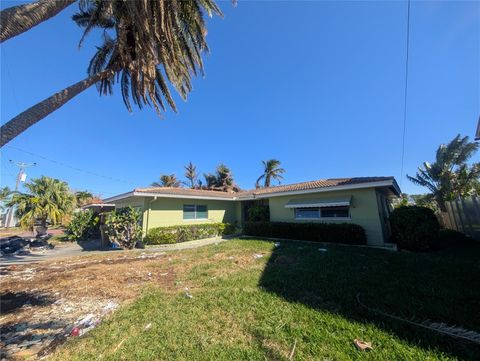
left=437, top=196, right=480, bottom=240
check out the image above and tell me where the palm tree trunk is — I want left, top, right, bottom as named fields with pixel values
left=1, top=70, right=113, bottom=147
left=1, top=0, right=76, bottom=43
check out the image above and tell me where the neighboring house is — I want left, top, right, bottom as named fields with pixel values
left=104, top=177, right=400, bottom=247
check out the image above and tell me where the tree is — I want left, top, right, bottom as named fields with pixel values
left=255, top=159, right=286, bottom=188
left=184, top=161, right=199, bottom=189
left=0, top=186, right=13, bottom=211
left=7, top=176, right=75, bottom=235
left=203, top=164, right=239, bottom=192
left=152, top=174, right=181, bottom=188
left=407, top=134, right=479, bottom=212
left=75, top=190, right=94, bottom=207
left=0, top=0, right=76, bottom=43
left=0, top=0, right=223, bottom=147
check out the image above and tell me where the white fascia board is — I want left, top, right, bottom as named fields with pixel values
left=133, top=191, right=238, bottom=201
left=103, top=191, right=135, bottom=203
left=285, top=201, right=350, bottom=208
left=238, top=180, right=399, bottom=200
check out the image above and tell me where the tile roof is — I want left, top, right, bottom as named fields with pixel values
left=131, top=177, right=397, bottom=200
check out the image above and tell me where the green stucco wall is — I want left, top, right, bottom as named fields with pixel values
left=267, top=188, right=385, bottom=246
left=142, top=197, right=239, bottom=232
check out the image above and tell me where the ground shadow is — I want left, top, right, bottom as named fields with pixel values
left=1, top=290, right=56, bottom=314
left=258, top=240, right=480, bottom=360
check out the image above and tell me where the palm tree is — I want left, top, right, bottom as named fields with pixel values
left=0, top=186, right=13, bottom=211
left=256, top=159, right=286, bottom=188
left=0, top=0, right=223, bottom=147
left=152, top=174, right=181, bottom=188
left=0, top=0, right=76, bottom=43
left=184, top=161, right=199, bottom=189
left=203, top=164, right=239, bottom=192
left=407, top=134, right=479, bottom=212
left=8, top=176, right=75, bottom=235
left=75, top=190, right=94, bottom=207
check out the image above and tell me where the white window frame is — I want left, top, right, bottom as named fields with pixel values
left=294, top=206, right=351, bottom=220
left=183, top=204, right=208, bottom=221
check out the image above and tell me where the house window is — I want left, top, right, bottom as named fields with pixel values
left=294, top=206, right=350, bottom=219
left=295, top=208, right=320, bottom=219
left=183, top=204, right=208, bottom=220
left=320, top=206, right=349, bottom=218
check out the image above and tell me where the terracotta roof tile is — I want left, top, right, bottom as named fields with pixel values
left=133, top=177, right=396, bottom=199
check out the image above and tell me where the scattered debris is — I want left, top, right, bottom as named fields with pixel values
left=274, top=242, right=280, bottom=248
left=253, top=253, right=264, bottom=259
left=227, top=256, right=235, bottom=260
left=0, top=235, right=54, bottom=256
left=318, top=248, right=328, bottom=252
left=144, top=323, right=152, bottom=331
left=160, top=272, right=169, bottom=276
left=354, top=339, right=373, bottom=351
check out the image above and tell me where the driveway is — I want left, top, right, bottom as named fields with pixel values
left=0, top=237, right=230, bottom=265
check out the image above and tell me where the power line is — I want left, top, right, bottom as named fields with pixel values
left=400, top=0, right=411, bottom=188
left=2, top=145, right=136, bottom=186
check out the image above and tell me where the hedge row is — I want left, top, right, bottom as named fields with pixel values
left=144, top=222, right=236, bottom=245
left=243, top=221, right=367, bottom=245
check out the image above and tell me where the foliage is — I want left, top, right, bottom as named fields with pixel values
left=8, top=176, right=75, bottom=230
left=0, top=186, right=13, bottom=211
left=104, top=207, right=142, bottom=249
left=72, top=0, right=222, bottom=115
left=247, top=205, right=270, bottom=222
left=66, top=210, right=100, bottom=241
left=407, top=134, right=479, bottom=211
left=243, top=221, right=366, bottom=245
left=152, top=174, right=181, bottom=188
left=74, top=190, right=94, bottom=207
left=392, top=193, right=410, bottom=208
left=144, top=223, right=236, bottom=245
left=410, top=193, right=437, bottom=211
left=389, top=206, right=440, bottom=251
left=203, top=164, right=240, bottom=192
left=437, top=229, right=474, bottom=250
left=255, top=159, right=286, bottom=188
left=184, top=161, right=199, bottom=189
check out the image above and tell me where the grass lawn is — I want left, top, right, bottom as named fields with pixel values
left=52, top=239, right=480, bottom=360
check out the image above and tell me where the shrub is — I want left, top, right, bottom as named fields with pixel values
left=389, top=206, right=440, bottom=251
left=247, top=205, right=270, bottom=222
left=144, top=222, right=236, bottom=245
left=65, top=210, right=99, bottom=241
left=243, top=221, right=367, bottom=245
left=104, top=207, right=142, bottom=249
left=436, top=229, right=473, bottom=250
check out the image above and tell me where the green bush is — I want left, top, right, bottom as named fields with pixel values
left=66, top=210, right=99, bottom=241
left=243, top=221, right=367, bottom=245
left=144, top=222, right=236, bottom=245
left=247, top=205, right=270, bottom=222
left=104, top=207, right=142, bottom=249
left=436, top=229, right=473, bottom=249
left=389, top=206, right=440, bottom=251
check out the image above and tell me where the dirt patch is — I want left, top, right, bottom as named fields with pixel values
left=0, top=251, right=178, bottom=360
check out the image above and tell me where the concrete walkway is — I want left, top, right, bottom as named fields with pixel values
left=0, top=237, right=231, bottom=265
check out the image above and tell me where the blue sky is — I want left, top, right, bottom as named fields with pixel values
left=1, top=1, right=479, bottom=197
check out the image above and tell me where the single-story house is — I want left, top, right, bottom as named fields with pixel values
left=103, top=176, right=401, bottom=247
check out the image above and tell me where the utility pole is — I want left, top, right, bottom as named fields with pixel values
left=4, top=160, right=36, bottom=228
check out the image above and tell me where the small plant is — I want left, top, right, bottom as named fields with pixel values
left=144, top=223, right=236, bottom=245
left=104, top=207, right=142, bottom=249
left=389, top=206, right=440, bottom=251
left=66, top=210, right=99, bottom=241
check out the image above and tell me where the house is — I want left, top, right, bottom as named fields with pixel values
left=103, top=176, right=401, bottom=247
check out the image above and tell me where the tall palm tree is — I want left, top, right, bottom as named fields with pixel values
left=407, top=134, right=479, bottom=212
left=184, top=161, right=199, bottom=189
left=0, top=186, right=13, bottom=211
left=0, top=0, right=223, bottom=147
left=256, top=159, right=286, bottom=188
left=0, top=0, right=76, bottom=43
left=152, top=174, right=181, bottom=188
left=8, top=176, right=75, bottom=235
